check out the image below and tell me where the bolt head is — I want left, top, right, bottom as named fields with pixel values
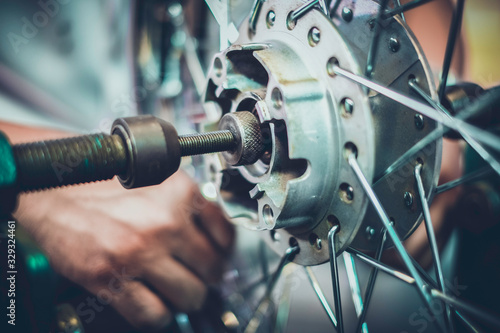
left=414, top=114, right=424, bottom=129
left=404, top=192, right=414, bottom=208
left=342, top=7, right=353, bottom=22
left=365, top=227, right=376, bottom=240
left=389, top=37, right=400, bottom=52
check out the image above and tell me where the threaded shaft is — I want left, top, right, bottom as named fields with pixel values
left=13, top=134, right=127, bottom=192
left=179, top=130, right=236, bottom=157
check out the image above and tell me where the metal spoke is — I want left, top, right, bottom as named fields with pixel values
left=346, top=248, right=415, bottom=285
left=290, top=0, right=320, bottom=22
left=365, top=0, right=390, bottom=78
left=438, top=0, right=465, bottom=103
left=409, top=256, right=482, bottom=333
left=382, top=0, right=433, bottom=19
left=415, top=163, right=454, bottom=333
left=329, top=0, right=342, bottom=17
left=343, top=252, right=365, bottom=316
left=334, top=66, right=500, bottom=151
left=435, top=166, right=493, bottom=194
left=304, top=266, right=338, bottom=327
left=375, top=89, right=500, bottom=184
left=244, top=246, right=299, bottom=333
left=410, top=79, right=500, bottom=177
left=328, top=225, right=345, bottom=333
left=348, top=152, right=446, bottom=332
left=354, top=230, right=387, bottom=333
left=248, top=0, right=263, bottom=33
left=392, top=0, right=406, bottom=22
left=343, top=252, right=368, bottom=333
left=431, top=289, right=500, bottom=330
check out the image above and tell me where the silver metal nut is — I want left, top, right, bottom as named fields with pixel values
left=218, top=111, right=264, bottom=166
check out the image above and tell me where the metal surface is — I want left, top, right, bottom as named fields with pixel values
left=204, top=0, right=441, bottom=265
left=179, top=130, right=235, bottom=157
left=218, top=111, right=264, bottom=165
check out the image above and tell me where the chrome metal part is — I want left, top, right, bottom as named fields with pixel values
left=204, top=0, right=441, bottom=265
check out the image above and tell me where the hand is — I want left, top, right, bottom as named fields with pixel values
left=14, top=172, right=234, bottom=332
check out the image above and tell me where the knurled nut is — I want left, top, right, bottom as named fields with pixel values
left=219, top=111, right=264, bottom=166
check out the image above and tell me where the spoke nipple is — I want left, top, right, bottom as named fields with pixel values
left=342, top=7, right=353, bottom=22
left=308, top=27, right=321, bottom=46
left=404, top=191, right=414, bottom=208
left=266, top=10, right=276, bottom=28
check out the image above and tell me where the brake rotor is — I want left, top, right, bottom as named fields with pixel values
left=203, top=0, right=441, bottom=265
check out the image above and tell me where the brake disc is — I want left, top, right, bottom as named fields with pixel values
left=203, top=0, right=441, bottom=265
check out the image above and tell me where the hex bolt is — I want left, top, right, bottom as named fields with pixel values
left=389, top=37, right=400, bottom=53
left=414, top=114, right=425, bottom=129
left=342, top=7, right=353, bottom=22
left=404, top=191, right=414, bottom=208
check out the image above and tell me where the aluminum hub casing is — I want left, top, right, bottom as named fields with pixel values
left=203, top=0, right=441, bottom=265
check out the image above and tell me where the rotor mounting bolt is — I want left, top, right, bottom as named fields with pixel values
left=308, top=27, right=321, bottom=46
left=389, top=37, right=400, bottom=53
left=404, top=191, right=414, bottom=208
left=365, top=226, right=376, bottom=240
left=266, top=10, right=276, bottom=28
left=342, top=7, right=353, bottom=22
left=414, top=114, right=425, bottom=129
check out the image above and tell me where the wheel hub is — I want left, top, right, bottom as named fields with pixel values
left=203, top=0, right=441, bottom=265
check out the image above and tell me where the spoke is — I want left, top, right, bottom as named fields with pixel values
left=248, top=0, right=263, bottom=33
left=431, top=289, right=500, bottom=330
left=334, top=66, right=500, bottom=151
left=435, top=166, right=493, bottom=194
left=415, top=164, right=455, bottom=333
left=318, top=0, right=330, bottom=16
left=410, top=79, right=500, bottom=177
left=392, top=0, right=406, bottom=22
left=382, top=0, right=433, bottom=19
left=290, top=0, right=319, bottom=22
left=328, top=225, right=345, bottom=333
left=343, top=252, right=365, bottom=320
left=346, top=248, right=415, bottom=285
left=304, top=266, right=338, bottom=327
left=376, top=89, right=500, bottom=184
left=244, top=246, right=299, bottom=333
left=410, top=256, right=483, bottom=333
left=365, top=0, right=390, bottom=78
left=348, top=153, right=447, bottom=333
left=329, top=0, right=342, bottom=17
left=355, top=230, right=387, bottom=333
left=438, top=0, right=465, bottom=103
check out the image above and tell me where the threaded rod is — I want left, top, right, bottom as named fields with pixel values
left=179, top=130, right=236, bottom=157
left=13, top=134, right=127, bottom=192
